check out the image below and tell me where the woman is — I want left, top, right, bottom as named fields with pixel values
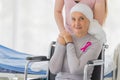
left=49, top=3, right=103, bottom=80
left=54, top=0, right=107, bottom=33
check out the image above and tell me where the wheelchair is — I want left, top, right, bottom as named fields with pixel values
left=24, top=41, right=108, bottom=80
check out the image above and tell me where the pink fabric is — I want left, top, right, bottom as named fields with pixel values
left=64, top=0, right=96, bottom=32
left=80, top=41, right=92, bottom=52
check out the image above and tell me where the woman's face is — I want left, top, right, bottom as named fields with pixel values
left=71, top=12, right=90, bottom=37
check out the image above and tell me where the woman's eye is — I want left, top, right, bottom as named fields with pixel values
left=80, top=17, right=84, bottom=20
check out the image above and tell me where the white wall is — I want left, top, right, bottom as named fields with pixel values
left=0, top=0, right=58, bottom=56
left=104, top=0, right=120, bottom=58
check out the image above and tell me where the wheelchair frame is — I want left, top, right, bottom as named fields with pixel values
left=24, top=41, right=108, bottom=80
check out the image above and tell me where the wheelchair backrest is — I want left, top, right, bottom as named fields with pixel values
left=48, top=41, right=104, bottom=80
left=91, top=51, right=103, bottom=80
left=92, top=44, right=105, bottom=80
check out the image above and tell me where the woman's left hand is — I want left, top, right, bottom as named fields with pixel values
left=57, top=34, right=66, bottom=45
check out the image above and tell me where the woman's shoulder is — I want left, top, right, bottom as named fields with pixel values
left=87, top=34, right=102, bottom=50
left=88, top=34, right=102, bottom=44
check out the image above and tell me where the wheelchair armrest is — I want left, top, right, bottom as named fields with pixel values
left=84, top=60, right=104, bottom=80
left=26, top=56, right=50, bottom=61
left=87, top=59, right=104, bottom=66
left=24, top=56, right=49, bottom=80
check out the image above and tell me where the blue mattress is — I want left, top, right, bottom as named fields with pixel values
left=0, top=45, right=46, bottom=75
left=104, top=71, right=113, bottom=78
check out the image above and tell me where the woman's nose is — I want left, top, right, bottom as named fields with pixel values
left=75, top=20, right=80, bottom=26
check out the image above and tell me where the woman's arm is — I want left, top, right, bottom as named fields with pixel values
left=54, top=0, right=65, bottom=32
left=66, top=41, right=102, bottom=74
left=49, top=36, right=66, bottom=74
left=93, top=0, right=107, bottom=25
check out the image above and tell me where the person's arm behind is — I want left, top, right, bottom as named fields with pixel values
left=94, top=0, right=107, bottom=25
left=54, top=0, right=65, bottom=32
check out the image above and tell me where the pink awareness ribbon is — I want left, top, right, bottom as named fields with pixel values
left=80, top=42, right=92, bottom=52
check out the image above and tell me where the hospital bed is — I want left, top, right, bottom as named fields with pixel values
left=103, top=43, right=120, bottom=80
left=0, top=45, right=47, bottom=80
left=24, top=41, right=111, bottom=80
left=104, top=57, right=114, bottom=80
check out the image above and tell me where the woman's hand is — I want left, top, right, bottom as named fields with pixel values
left=61, top=30, right=73, bottom=43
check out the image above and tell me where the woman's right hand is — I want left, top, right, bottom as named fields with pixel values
left=61, top=30, right=73, bottom=43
